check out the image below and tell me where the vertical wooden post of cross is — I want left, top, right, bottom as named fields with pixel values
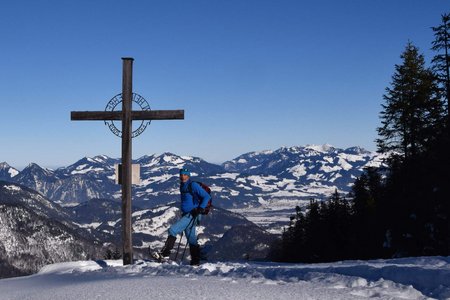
left=121, top=58, right=133, bottom=265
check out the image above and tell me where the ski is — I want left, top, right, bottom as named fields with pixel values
left=148, top=247, right=171, bottom=263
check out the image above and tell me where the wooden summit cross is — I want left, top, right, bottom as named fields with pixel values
left=71, top=58, right=184, bottom=265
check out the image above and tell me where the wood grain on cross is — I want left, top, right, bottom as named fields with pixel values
left=71, top=58, right=184, bottom=265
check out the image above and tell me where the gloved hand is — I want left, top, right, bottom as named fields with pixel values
left=191, top=207, right=205, bottom=217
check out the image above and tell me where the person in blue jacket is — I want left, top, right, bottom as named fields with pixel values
left=155, top=167, right=211, bottom=265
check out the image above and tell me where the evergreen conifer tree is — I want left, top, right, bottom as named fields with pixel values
left=377, top=42, right=443, bottom=159
left=431, top=13, right=450, bottom=129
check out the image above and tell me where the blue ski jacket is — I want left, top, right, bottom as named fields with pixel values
left=179, top=180, right=211, bottom=214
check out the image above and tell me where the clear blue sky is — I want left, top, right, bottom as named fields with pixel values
left=0, top=0, right=448, bottom=169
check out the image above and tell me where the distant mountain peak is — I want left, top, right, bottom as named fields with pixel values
left=344, top=146, right=371, bottom=155
left=89, top=155, right=111, bottom=163
left=0, top=162, right=10, bottom=168
left=160, top=151, right=177, bottom=157
left=0, top=162, right=19, bottom=179
left=161, top=152, right=184, bottom=162
left=304, top=144, right=336, bottom=153
left=23, top=163, right=53, bottom=174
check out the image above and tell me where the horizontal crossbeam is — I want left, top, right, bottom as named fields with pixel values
left=71, top=110, right=184, bottom=121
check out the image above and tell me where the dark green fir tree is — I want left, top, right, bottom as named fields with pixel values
left=377, top=42, right=443, bottom=160
left=431, top=13, right=450, bottom=129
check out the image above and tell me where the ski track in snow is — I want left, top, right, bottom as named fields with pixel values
left=1, top=256, right=449, bottom=299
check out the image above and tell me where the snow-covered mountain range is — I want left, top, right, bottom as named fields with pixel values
left=0, top=145, right=386, bottom=210
left=0, top=145, right=386, bottom=234
left=0, top=181, right=105, bottom=278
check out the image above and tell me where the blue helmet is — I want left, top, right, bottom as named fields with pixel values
left=179, top=168, right=190, bottom=176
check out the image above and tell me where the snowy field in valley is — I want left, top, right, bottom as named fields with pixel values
left=0, top=256, right=449, bottom=299
left=230, top=199, right=310, bottom=234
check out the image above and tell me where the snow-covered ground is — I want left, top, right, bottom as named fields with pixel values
left=1, top=256, right=449, bottom=299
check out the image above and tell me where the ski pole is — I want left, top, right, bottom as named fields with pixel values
left=181, top=216, right=197, bottom=262
left=181, top=238, right=189, bottom=262
left=174, top=231, right=184, bottom=261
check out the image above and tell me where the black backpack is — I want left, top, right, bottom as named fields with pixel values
left=187, top=181, right=213, bottom=215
